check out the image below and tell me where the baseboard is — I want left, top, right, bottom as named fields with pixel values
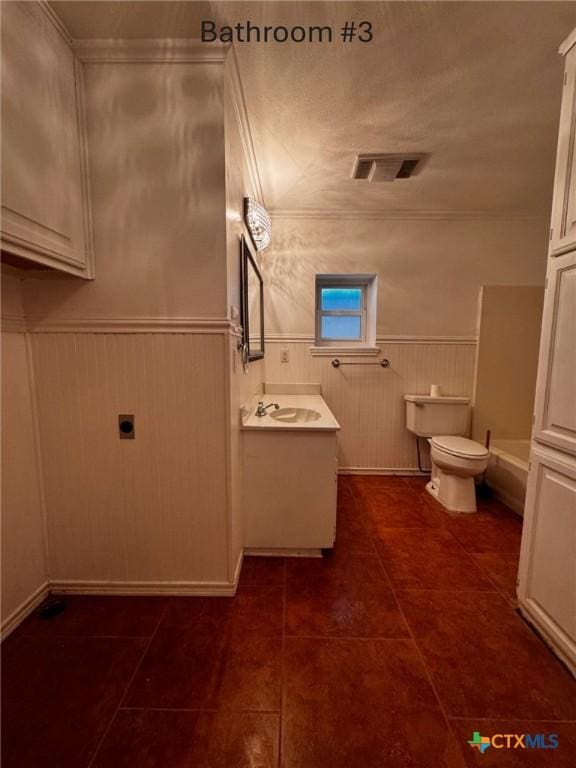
left=519, top=600, right=576, bottom=678
left=488, top=485, right=525, bottom=517
left=231, top=550, right=244, bottom=593
left=1, top=581, right=50, bottom=640
left=49, top=579, right=238, bottom=597
left=338, top=467, right=427, bottom=476
left=245, top=547, right=323, bottom=558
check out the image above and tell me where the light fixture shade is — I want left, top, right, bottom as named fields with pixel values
left=244, top=197, right=271, bottom=251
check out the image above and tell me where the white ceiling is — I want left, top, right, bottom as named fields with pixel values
left=51, top=1, right=576, bottom=216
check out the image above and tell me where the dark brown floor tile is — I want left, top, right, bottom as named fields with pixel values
left=403, top=476, right=433, bottom=492
left=92, top=709, right=279, bottom=768
left=160, top=586, right=284, bottom=637
left=286, top=552, right=409, bottom=638
left=337, top=481, right=356, bottom=505
left=397, top=591, right=576, bottom=720
left=1, top=635, right=146, bottom=768
left=16, top=595, right=168, bottom=638
left=238, top=556, right=286, bottom=586
left=283, top=637, right=466, bottom=768
left=450, top=720, right=576, bottom=767
left=374, top=529, right=494, bottom=590
left=124, top=592, right=283, bottom=710
left=472, top=553, right=520, bottom=605
left=445, top=509, right=523, bottom=554
left=363, top=491, right=447, bottom=530
left=335, top=504, right=376, bottom=554
left=351, top=475, right=412, bottom=493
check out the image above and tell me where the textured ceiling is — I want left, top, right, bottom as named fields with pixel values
left=51, top=1, right=576, bottom=216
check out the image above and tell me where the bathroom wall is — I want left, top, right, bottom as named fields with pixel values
left=16, top=43, right=241, bottom=593
left=22, top=59, right=228, bottom=323
left=263, top=216, right=548, bottom=471
left=224, top=52, right=264, bottom=576
left=472, top=285, right=545, bottom=442
left=1, top=269, right=48, bottom=631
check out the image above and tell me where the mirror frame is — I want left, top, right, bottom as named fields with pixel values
left=240, top=235, right=265, bottom=362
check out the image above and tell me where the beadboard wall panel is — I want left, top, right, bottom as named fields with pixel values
left=31, top=332, right=231, bottom=587
left=265, top=340, right=477, bottom=471
left=1, top=270, right=49, bottom=633
left=1, top=330, right=49, bottom=629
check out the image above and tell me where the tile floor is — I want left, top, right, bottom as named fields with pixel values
left=2, top=476, right=575, bottom=767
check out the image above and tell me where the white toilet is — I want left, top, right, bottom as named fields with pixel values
left=404, top=394, right=489, bottom=513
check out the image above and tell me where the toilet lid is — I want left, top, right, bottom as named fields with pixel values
left=431, top=435, right=489, bottom=459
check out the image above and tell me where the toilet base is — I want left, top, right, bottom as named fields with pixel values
left=426, top=468, right=478, bottom=513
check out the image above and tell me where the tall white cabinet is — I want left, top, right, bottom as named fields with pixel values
left=518, top=28, right=576, bottom=676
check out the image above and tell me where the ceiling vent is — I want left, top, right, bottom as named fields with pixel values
left=352, top=154, right=425, bottom=182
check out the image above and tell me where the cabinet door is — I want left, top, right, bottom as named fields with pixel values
left=532, top=249, right=576, bottom=457
left=518, top=447, right=576, bottom=673
left=0, top=2, right=93, bottom=277
left=550, top=47, right=576, bottom=257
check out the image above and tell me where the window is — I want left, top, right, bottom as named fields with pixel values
left=315, top=274, right=377, bottom=348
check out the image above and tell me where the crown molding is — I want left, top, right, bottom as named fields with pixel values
left=35, top=1, right=73, bottom=45
left=269, top=208, right=547, bottom=222
left=72, top=38, right=230, bottom=64
left=559, top=27, right=576, bottom=55
left=226, top=47, right=265, bottom=205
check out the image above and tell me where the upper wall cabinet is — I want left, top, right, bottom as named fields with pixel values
left=1, top=2, right=93, bottom=278
left=549, top=38, right=576, bottom=257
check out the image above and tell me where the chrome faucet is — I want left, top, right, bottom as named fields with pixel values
left=256, top=401, right=280, bottom=417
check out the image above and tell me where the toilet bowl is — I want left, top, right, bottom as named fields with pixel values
left=426, top=436, right=489, bottom=513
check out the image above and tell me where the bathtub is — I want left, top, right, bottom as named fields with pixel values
left=485, top=439, right=530, bottom=516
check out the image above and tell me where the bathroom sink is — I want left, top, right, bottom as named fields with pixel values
left=269, top=407, right=322, bottom=424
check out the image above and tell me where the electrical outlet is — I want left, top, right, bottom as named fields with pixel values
left=280, top=348, right=289, bottom=363
left=118, top=414, right=135, bottom=439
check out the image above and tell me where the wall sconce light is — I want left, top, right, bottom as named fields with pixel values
left=244, top=197, right=271, bottom=251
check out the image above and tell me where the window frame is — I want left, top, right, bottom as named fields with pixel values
left=315, top=277, right=372, bottom=346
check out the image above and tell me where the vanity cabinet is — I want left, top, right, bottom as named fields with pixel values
left=518, top=28, right=576, bottom=675
left=1, top=2, right=93, bottom=278
left=243, top=430, right=338, bottom=552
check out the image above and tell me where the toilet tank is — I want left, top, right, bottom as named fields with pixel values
left=404, top=395, right=470, bottom=437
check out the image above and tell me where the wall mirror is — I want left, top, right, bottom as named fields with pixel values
left=240, top=235, right=264, bottom=361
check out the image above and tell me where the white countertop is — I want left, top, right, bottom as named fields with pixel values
left=241, top=394, right=340, bottom=432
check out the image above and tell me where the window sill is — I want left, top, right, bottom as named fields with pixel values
left=309, top=346, right=380, bottom=357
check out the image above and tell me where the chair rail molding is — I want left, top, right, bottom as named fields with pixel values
left=72, top=38, right=230, bottom=64
left=269, top=208, right=547, bottom=222
left=265, top=333, right=478, bottom=345
left=23, top=316, right=236, bottom=334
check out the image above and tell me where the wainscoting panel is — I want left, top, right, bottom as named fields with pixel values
left=265, top=340, right=477, bottom=471
left=1, top=330, right=48, bottom=630
left=31, top=332, right=231, bottom=585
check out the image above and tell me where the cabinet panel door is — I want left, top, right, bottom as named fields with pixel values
left=518, top=447, right=576, bottom=672
left=550, top=48, right=576, bottom=257
left=0, top=2, right=92, bottom=277
left=533, top=250, right=576, bottom=456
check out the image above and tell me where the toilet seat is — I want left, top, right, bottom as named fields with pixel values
left=431, top=435, right=489, bottom=460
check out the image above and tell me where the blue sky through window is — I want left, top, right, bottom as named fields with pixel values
left=321, top=315, right=362, bottom=339
left=321, top=288, right=362, bottom=311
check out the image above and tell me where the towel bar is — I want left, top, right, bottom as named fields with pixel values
left=331, top=358, right=390, bottom=368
